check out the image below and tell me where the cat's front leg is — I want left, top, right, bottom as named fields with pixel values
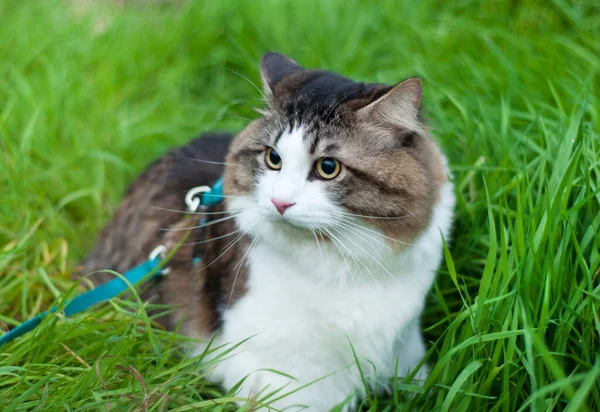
left=244, top=371, right=355, bottom=412
left=217, top=353, right=354, bottom=411
left=395, top=319, right=430, bottom=383
left=214, top=352, right=293, bottom=409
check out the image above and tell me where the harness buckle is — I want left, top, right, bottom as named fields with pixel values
left=185, top=186, right=211, bottom=212
left=148, top=245, right=170, bottom=275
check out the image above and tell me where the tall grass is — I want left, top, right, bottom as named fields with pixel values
left=1, top=0, right=599, bottom=410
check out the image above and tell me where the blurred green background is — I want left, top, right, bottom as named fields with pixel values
left=0, top=0, right=599, bottom=410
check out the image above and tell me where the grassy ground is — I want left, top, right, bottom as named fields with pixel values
left=1, top=0, right=599, bottom=410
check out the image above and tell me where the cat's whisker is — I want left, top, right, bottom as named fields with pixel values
left=198, top=118, right=252, bottom=141
left=332, top=210, right=416, bottom=221
left=217, top=214, right=255, bottom=252
left=232, top=228, right=260, bottom=274
left=151, top=205, right=233, bottom=216
left=392, top=203, right=423, bottom=224
left=214, top=114, right=255, bottom=123
left=253, top=107, right=269, bottom=116
left=200, top=217, right=265, bottom=272
left=339, top=222, right=394, bottom=254
left=315, top=227, right=331, bottom=272
left=316, top=225, right=349, bottom=272
left=263, top=109, right=292, bottom=138
left=310, top=228, right=325, bottom=273
left=158, top=212, right=243, bottom=232
left=226, top=67, right=269, bottom=103
left=226, top=227, right=263, bottom=311
left=204, top=194, right=244, bottom=199
left=323, top=88, right=363, bottom=123
left=326, top=226, right=383, bottom=288
left=335, top=220, right=393, bottom=252
left=181, top=228, right=242, bottom=246
left=330, top=226, right=405, bottom=290
left=318, top=225, right=367, bottom=299
left=231, top=225, right=262, bottom=274
left=339, top=217, right=405, bottom=249
left=196, top=115, right=255, bottom=136
left=182, top=157, right=237, bottom=167
left=339, top=218, right=414, bottom=247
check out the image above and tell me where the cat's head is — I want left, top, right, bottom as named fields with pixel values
left=224, top=53, right=448, bottom=257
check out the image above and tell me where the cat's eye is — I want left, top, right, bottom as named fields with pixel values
left=265, top=147, right=282, bottom=170
left=315, top=158, right=341, bottom=180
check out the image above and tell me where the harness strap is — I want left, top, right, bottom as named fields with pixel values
left=0, top=176, right=225, bottom=348
left=186, top=177, right=224, bottom=211
left=0, top=256, right=162, bottom=347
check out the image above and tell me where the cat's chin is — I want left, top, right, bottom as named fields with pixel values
left=267, top=216, right=316, bottom=237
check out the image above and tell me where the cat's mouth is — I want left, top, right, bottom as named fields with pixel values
left=272, top=215, right=309, bottom=230
left=268, top=214, right=320, bottom=236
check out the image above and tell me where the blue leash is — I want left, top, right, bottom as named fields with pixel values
left=201, top=178, right=223, bottom=206
left=0, top=257, right=162, bottom=347
left=0, top=177, right=224, bottom=348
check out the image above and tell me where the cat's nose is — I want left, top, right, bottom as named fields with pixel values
left=271, top=198, right=295, bottom=215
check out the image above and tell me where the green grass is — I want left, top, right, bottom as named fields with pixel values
left=1, top=0, right=599, bottom=410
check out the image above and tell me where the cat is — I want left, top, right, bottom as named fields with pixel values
left=82, top=52, right=455, bottom=411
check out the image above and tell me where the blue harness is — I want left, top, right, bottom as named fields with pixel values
left=0, top=177, right=224, bottom=348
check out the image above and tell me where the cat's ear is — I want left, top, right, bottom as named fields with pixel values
left=260, top=52, right=304, bottom=101
left=358, top=77, right=423, bottom=130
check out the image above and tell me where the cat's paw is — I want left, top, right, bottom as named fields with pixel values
left=239, top=370, right=345, bottom=411
left=243, top=371, right=302, bottom=409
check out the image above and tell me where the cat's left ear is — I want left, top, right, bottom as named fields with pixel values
left=358, top=77, right=422, bottom=130
left=260, top=52, right=304, bottom=101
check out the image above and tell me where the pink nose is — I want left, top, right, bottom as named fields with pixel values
left=271, top=198, right=295, bottom=215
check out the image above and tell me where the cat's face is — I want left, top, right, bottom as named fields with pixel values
left=224, top=53, right=447, bottom=254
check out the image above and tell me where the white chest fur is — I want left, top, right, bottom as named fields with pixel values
left=199, top=182, right=455, bottom=411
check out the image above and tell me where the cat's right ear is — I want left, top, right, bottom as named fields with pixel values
left=357, top=77, right=423, bottom=132
left=260, top=52, right=304, bottom=102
